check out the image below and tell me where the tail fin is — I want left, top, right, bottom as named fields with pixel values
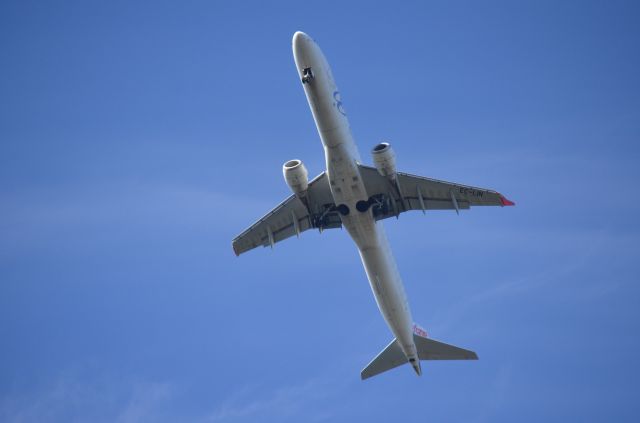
left=360, top=331, right=478, bottom=380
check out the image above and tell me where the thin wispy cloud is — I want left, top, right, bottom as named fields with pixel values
left=205, top=376, right=347, bottom=423
left=428, top=228, right=616, bottom=336
left=0, top=373, right=173, bottom=423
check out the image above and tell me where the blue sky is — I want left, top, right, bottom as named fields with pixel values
left=1, top=0, right=639, bottom=421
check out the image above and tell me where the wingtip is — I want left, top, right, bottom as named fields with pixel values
left=499, top=194, right=515, bottom=206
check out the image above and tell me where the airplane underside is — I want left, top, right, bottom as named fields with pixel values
left=231, top=31, right=514, bottom=379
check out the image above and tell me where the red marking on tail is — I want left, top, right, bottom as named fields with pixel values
left=412, top=324, right=428, bottom=338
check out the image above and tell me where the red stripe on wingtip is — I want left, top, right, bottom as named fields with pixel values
left=500, top=195, right=515, bottom=206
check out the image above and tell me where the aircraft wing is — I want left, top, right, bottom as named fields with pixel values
left=357, top=164, right=514, bottom=220
left=232, top=172, right=340, bottom=256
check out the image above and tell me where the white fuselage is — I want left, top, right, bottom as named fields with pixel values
left=293, top=32, right=419, bottom=367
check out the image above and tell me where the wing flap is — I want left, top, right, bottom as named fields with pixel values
left=405, top=197, right=471, bottom=211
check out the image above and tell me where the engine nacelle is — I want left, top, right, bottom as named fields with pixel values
left=371, top=142, right=397, bottom=178
left=282, top=159, right=309, bottom=196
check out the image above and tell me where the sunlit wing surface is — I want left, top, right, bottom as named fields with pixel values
left=232, top=172, right=340, bottom=255
left=357, top=164, right=514, bottom=220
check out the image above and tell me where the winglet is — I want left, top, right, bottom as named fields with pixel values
left=499, top=194, right=515, bottom=206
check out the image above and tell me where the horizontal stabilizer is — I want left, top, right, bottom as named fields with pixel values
left=361, top=339, right=406, bottom=380
left=414, top=334, right=478, bottom=360
left=361, top=334, right=477, bottom=380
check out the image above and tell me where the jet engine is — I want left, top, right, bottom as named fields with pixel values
left=372, top=142, right=397, bottom=178
left=282, top=159, right=309, bottom=196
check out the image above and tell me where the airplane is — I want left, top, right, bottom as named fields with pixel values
left=232, top=31, right=515, bottom=380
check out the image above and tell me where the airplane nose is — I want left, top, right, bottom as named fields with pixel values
left=292, top=31, right=314, bottom=67
left=292, top=31, right=311, bottom=48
